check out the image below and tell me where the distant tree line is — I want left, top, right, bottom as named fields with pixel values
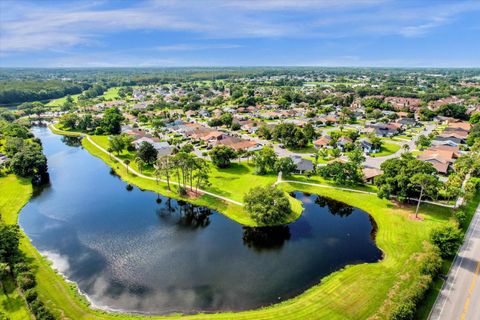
left=0, top=80, right=86, bottom=104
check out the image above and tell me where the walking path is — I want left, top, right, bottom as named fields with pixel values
left=276, top=175, right=455, bottom=208
left=429, top=202, right=480, bottom=320
left=50, top=126, right=453, bottom=210
left=85, top=135, right=244, bottom=206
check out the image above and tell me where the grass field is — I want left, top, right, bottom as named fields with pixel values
left=102, top=87, right=120, bottom=100
left=370, top=142, right=401, bottom=157
left=0, top=175, right=33, bottom=319
left=1, top=170, right=459, bottom=319
left=1, top=127, right=463, bottom=319
left=45, top=94, right=80, bottom=107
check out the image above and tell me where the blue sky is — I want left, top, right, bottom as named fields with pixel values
left=1, top=0, right=479, bottom=67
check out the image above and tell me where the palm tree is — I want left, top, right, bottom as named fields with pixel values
left=135, top=156, right=144, bottom=174
left=124, top=159, right=130, bottom=174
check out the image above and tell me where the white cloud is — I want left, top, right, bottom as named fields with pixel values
left=0, top=0, right=479, bottom=58
left=155, top=44, right=242, bottom=51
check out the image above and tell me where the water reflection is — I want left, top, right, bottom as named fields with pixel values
left=156, top=200, right=212, bottom=229
left=61, top=136, right=82, bottom=147
left=315, top=196, right=354, bottom=217
left=242, top=226, right=291, bottom=251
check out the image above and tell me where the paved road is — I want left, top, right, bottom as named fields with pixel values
left=364, top=123, right=436, bottom=168
left=429, top=202, right=480, bottom=320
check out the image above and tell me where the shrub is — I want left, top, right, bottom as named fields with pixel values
left=17, top=271, right=36, bottom=290
left=391, top=301, right=416, bottom=320
left=454, top=210, right=467, bottom=228
left=25, top=289, right=38, bottom=303
left=430, top=223, right=464, bottom=258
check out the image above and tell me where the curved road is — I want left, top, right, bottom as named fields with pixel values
left=429, top=202, right=480, bottom=320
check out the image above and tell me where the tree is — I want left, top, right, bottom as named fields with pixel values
left=272, top=123, right=307, bottom=148
left=193, top=158, right=211, bottom=192
left=416, top=135, right=431, bottom=149
left=470, top=112, right=480, bottom=124
left=108, top=135, right=125, bottom=155
left=135, top=156, right=145, bottom=173
left=156, top=156, right=172, bottom=189
left=124, top=159, right=130, bottom=174
left=347, top=146, right=365, bottom=166
left=136, top=141, right=158, bottom=165
left=244, top=186, right=292, bottom=224
left=252, top=146, right=277, bottom=175
left=0, top=224, right=20, bottom=267
left=377, top=153, right=438, bottom=202
left=257, top=125, right=272, bottom=140
left=220, top=113, right=233, bottom=127
left=303, top=123, right=316, bottom=141
left=102, top=107, right=124, bottom=134
left=431, top=224, right=463, bottom=258
left=59, top=113, right=79, bottom=129
left=331, top=147, right=341, bottom=158
left=274, top=157, right=296, bottom=175
left=10, top=144, right=48, bottom=179
left=209, top=145, right=237, bottom=168
left=368, top=133, right=383, bottom=150
left=410, top=173, right=439, bottom=218
left=437, top=104, right=468, bottom=120
left=318, top=161, right=363, bottom=186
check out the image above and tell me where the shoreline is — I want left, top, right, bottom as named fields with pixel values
left=2, top=125, right=458, bottom=319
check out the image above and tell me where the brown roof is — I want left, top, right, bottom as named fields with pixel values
left=447, top=122, right=471, bottom=132
left=217, top=136, right=257, bottom=151
left=439, top=131, right=468, bottom=139
left=417, top=149, right=454, bottom=173
left=362, top=168, right=383, bottom=180
left=314, top=136, right=331, bottom=147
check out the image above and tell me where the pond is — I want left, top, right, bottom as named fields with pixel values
left=19, top=127, right=382, bottom=315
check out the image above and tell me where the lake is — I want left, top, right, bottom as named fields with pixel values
left=19, top=127, right=382, bottom=314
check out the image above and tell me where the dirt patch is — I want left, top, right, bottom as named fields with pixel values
left=408, top=214, right=424, bottom=221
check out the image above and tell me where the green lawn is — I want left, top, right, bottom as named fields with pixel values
left=45, top=94, right=80, bottom=107
left=0, top=175, right=32, bottom=319
left=286, top=144, right=316, bottom=154
left=370, top=142, right=401, bottom=157
left=89, top=135, right=278, bottom=203
left=48, top=124, right=83, bottom=137
left=102, top=87, right=120, bottom=100
left=2, top=127, right=464, bottom=320
left=2, top=169, right=459, bottom=319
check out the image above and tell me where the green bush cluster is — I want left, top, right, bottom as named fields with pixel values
left=13, top=262, right=56, bottom=320
left=384, top=244, right=442, bottom=320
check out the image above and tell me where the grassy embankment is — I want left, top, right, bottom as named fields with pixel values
left=0, top=175, right=32, bottom=320
left=0, top=168, right=458, bottom=319
left=82, top=135, right=302, bottom=226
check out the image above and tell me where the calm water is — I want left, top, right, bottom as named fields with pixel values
left=19, top=127, right=382, bottom=314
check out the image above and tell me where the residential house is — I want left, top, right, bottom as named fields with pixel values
left=359, top=139, right=379, bottom=154
left=362, top=167, right=383, bottom=184
left=417, top=147, right=458, bottom=174
left=313, top=136, right=332, bottom=149
left=291, top=155, right=314, bottom=174
left=337, top=136, right=353, bottom=151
